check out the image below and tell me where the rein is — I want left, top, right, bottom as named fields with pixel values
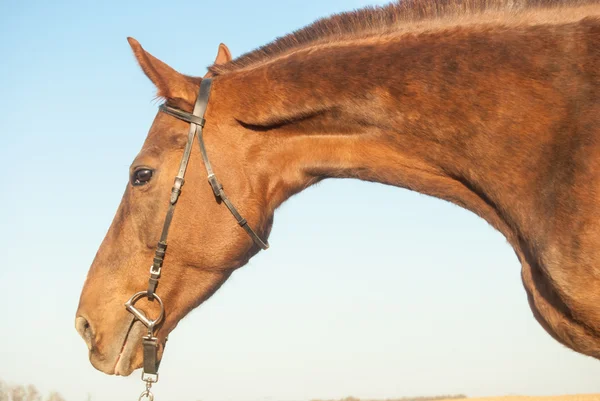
left=124, top=78, right=269, bottom=401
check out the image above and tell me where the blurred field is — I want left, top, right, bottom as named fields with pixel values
left=312, top=396, right=600, bottom=401
left=446, top=397, right=600, bottom=401
left=450, top=397, right=600, bottom=401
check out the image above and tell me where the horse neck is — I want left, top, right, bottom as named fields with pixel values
left=216, top=20, right=595, bottom=252
left=210, top=11, right=600, bottom=360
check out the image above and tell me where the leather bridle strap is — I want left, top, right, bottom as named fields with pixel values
left=158, top=79, right=269, bottom=251
left=150, top=78, right=269, bottom=297
left=148, top=78, right=269, bottom=300
left=145, top=80, right=211, bottom=299
left=126, top=78, right=270, bottom=390
left=127, top=81, right=212, bottom=384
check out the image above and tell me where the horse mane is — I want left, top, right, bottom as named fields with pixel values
left=208, top=0, right=598, bottom=75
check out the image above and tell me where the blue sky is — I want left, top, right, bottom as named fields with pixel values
left=2, top=1, right=600, bottom=401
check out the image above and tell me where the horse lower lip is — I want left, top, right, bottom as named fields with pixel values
left=114, top=321, right=144, bottom=375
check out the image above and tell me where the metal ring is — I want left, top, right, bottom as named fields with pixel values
left=138, top=390, right=154, bottom=401
left=125, top=291, right=165, bottom=331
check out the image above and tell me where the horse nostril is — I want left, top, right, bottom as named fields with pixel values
left=75, top=316, right=94, bottom=350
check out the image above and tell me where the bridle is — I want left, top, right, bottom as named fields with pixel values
left=124, top=78, right=269, bottom=401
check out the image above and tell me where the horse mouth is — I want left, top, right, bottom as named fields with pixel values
left=114, top=319, right=145, bottom=376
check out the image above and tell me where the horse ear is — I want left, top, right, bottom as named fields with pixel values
left=127, top=37, right=197, bottom=101
left=204, top=43, right=233, bottom=77
left=215, top=43, right=232, bottom=65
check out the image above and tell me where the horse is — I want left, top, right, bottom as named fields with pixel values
left=76, top=0, right=600, bottom=378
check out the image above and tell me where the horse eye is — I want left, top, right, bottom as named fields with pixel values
left=132, top=168, right=153, bottom=186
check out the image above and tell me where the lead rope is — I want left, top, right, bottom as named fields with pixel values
left=124, top=78, right=269, bottom=401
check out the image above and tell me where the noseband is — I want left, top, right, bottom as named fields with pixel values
left=125, top=78, right=269, bottom=401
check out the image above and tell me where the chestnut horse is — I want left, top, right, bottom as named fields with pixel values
left=76, top=0, right=600, bottom=377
